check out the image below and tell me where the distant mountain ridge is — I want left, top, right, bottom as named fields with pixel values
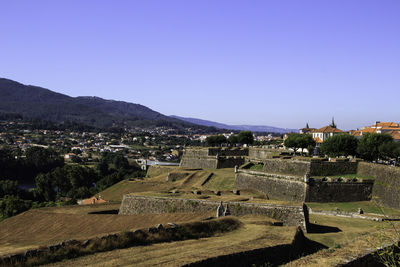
left=0, top=78, right=203, bottom=130
left=170, top=115, right=297, bottom=133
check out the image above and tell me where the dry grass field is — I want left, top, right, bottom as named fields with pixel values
left=285, top=221, right=400, bottom=267
left=45, top=215, right=297, bottom=267
left=0, top=204, right=213, bottom=256
left=39, top=213, right=395, bottom=267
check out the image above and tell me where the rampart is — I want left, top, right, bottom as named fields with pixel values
left=305, top=179, right=373, bottom=202
left=235, top=170, right=306, bottom=202
left=248, top=148, right=278, bottom=161
left=208, top=147, right=248, bottom=157
left=262, top=159, right=358, bottom=176
left=119, top=195, right=308, bottom=231
left=180, top=148, right=246, bottom=169
left=358, top=162, right=400, bottom=209
left=263, top=159, right=310, bottom=176
left=235, top=169, right=373, bottom=203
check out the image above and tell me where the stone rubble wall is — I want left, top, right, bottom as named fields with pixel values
left=358, top=162, right=400, bottom=209
left=119, top=195, right=308, bottom=231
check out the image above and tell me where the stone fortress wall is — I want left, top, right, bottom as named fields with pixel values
left=119, top=195, right=309, bottom=232
left=180, top=148, right=247, bottom=169
left=180, top=147, right=400, bottom=207
left=235, top=169, right=373, bottom=203
left=358, top=162, right=400, bottom=209
left=235, top=149, right=373, bottom=203
left=262, top=158, right=358, bottom=177
left=235, top=171, right=306, bottom=202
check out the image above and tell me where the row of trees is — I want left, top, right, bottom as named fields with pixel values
left=321, top=133, right=400, bottom=161
left=206, top=131, right=254, bottom=147
left=284, top=132, right=400, bottom=162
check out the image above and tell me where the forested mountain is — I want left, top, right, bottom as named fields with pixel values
left=0, top=78, right=204, bottom=130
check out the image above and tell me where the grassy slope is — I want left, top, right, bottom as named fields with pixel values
left=45, top=216, right=296, bottom=267
left=99, top=166, right=238, bottom=202
left=307, top=201, right=400, bottom=217
left=0, top=204, right=212, bottom=256
left=286, top=220, right=400, bottom=267
left=306, top=214, right=382, bottom=248
left=48, top=213, right=389, bottom=267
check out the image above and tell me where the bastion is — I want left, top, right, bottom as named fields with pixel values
left=119, top=194, right=309, bottom=232
left=235, top=158, right=374, bottom=203
left=180, top=147, right=247, bottom=169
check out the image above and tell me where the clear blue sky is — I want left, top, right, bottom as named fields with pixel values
left=1, top=0, right=399, bottom=130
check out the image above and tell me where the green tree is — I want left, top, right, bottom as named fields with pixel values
left=206, top=135, right=227, bottom=147
left=238, top=131, right=254, bottom=145
left=320, top=134, right=358, bottom=157
left=0, top=180, right=19, bottom=198
left=228, top=135, right=239, bottom=146
left=35, top=165, right=99, bottom=201
left=356, top=133, right=393, bottom=161
left=96, top=159, right=110, bottom=177
left=379, top=141, right=400, bottom=161
left=284, top=133, right=302, bottom=154
left=113, top=154, right=130, bottom=171
left=25, top=146, right=64, bottom=174
left=0, top=147, right=18, bottom=180
left=35, top=173, right=56, bottom=201
left=298, top=134, right=316, bottom=155
left=0, top=195, right=32, bottom=218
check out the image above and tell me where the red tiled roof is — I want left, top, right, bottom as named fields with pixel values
left=387, top=131, right=400, bottom=140
left=313, top=137, right=323, bottom=143
left=351, top=130, right=362, bottom=137
left=81, top=196, right=107, bottom=205
left=361, top=127, right=377, bottom=133
left=313, top=126, right=344, bottom=133
left=370, top=122, right=400, bottom=128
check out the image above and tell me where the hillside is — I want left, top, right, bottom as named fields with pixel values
left=0, top=78, right=208, bottom=130
left=171, top=115, right=297, bottom=133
